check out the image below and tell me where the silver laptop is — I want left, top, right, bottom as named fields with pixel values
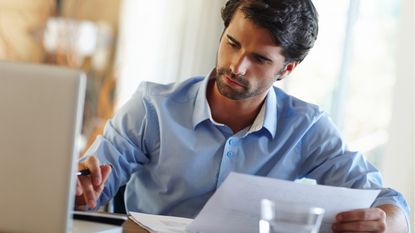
left=0, top=61, right=86, bottom=233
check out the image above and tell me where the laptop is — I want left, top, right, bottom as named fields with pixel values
left=0, top=61, right=85, bottom=233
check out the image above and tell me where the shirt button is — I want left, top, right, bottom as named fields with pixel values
left=227, top=151, right=232, bottom=157
left=228, top=139, right=233, bottom=145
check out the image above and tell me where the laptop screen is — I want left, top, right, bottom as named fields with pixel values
left=0, top=61, right=86, bottom=233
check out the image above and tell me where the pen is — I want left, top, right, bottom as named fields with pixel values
left=77, top=168, right=91, bottom=176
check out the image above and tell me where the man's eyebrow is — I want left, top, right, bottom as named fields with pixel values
left=226, top=34, right=240, bottom=47
left=253, top=53, right=273, bottom=63
left=227, top=34, right=273, bottom=63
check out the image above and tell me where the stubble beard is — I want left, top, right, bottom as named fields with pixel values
left=215, top=67, right=254, bottom=100
left=215, top=67, right=281, bottom=100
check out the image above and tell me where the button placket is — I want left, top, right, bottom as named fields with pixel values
left=216, top=137, right=239, bottom=186
left=225, top=137, right=238, bottom=158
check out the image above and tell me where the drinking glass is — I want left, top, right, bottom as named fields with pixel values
left=259, top=199, right=325, bottom=233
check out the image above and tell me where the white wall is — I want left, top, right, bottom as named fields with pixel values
left=380, top=0, right=414, bottom=228
left=114, top=0, right=225, bottom=109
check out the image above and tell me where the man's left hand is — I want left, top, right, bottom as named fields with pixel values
left=332, top=207, right=386, bottom=232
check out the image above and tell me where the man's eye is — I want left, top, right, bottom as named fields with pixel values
left=254, top=56, right=268, bottom=64
left=227, top=40, right=238, bottom=48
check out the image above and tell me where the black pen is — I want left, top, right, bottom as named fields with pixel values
left=77, top=168, right=91, bottom=176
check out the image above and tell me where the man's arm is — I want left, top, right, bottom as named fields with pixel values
left=332, top=204, right=408, bottom=233
left=298, top=114, right=409, bottom=232
left=379, top=204, right=408, bottom=233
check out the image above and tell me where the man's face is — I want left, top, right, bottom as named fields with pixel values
left=215, top=10, right=296, bottom=101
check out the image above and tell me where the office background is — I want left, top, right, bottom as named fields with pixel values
left=0, top=0, right=413, bottom=230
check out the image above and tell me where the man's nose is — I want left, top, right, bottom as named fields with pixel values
left=230, top=53, right=249, bottom=76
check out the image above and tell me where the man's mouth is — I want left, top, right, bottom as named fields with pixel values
left=224, top=74, right=244, bottom=87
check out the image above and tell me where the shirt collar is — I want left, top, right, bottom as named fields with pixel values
left=242, top=86, right=277, bottom=138
left=192, top=70, right=215, bottom=128
left=262, top=86, right=277, bottom=138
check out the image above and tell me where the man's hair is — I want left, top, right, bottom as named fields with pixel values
left=221, top=0, right=319, bottom=63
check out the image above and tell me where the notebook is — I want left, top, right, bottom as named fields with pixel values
left=0, top=61, right=86, bottom=233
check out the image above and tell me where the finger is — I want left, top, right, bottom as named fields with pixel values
left=79, top=175, right=97, bottom=208
left=83, top=156, right=102, bottom=186
left=74, top=194, right=87, bottom=209
left=93, top=164, right=112, bottom=193
left=101, top=164, right=112, bottom=183
left=95, top=179, right=107, bottom=196
left=332, top=220, right=386, bottom=232
left=75, top=178, right=83, bottom=196
left=336, top=208, right=386, bottom=222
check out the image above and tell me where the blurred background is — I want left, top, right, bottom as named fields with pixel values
left=0, top=0, right=413, bottom=228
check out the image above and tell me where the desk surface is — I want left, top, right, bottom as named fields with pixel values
left=122, top=217, right=149, bottom=233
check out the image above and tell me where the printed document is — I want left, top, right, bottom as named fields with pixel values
left=129, top=212, right=193, bottom=233
left=187, top=172, right=380, bottom=233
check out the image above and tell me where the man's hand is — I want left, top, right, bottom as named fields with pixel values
left=332, top=208, right=386, bottom=232
left=332, top=204, right=407, bottom=233
left=75, top=156, right=112, bottom=209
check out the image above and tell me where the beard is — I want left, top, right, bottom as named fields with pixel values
left=215, top=67, right=281, bottom=100
left=215, top=67, right=254, bottom=100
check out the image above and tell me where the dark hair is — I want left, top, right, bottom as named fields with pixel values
left=221, top=0, right=319, bottom=63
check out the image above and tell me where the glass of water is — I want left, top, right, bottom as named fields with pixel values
left=259, top=199, right=325, bottom=233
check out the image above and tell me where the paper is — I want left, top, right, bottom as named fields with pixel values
left=129, top=212, right=193, bottom=233
left=187, top=172, right=380, bottom=233
left=72, top=220, right=123, bottom=233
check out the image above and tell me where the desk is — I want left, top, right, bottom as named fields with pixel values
left=122, top=217, right=149, bottom=233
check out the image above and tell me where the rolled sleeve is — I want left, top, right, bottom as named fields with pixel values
left=372, top=188, right=410, bottom=232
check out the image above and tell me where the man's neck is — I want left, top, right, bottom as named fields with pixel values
left=206, top=79, right=266, bottom=133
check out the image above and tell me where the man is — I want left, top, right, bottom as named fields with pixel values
left=76, top=0, right=410, bottom=232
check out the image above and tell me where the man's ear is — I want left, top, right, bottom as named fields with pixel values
left=277, top=61, right=299, bottom=81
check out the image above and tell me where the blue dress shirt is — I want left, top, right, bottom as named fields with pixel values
left=85, top=73, right=409, bottom=223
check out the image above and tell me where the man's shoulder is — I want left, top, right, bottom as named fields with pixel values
left=138, top=76, right=205, bottom=99
left=273, top=86, right=321, bottom=116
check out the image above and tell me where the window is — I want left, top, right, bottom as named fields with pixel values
left=283, top=0, right=402, bottom=166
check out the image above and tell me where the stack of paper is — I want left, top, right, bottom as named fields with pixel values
left=72, top=220, right=124, bottom=233
left=129, top=212, right=193, bottom=233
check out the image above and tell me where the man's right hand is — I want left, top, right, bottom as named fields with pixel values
left=75, top=156, right=112, bottom=209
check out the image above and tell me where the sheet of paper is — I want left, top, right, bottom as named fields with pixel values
left=129, top=212, right=193, bottom=233
left=187, top=172, right=380, bottom=233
